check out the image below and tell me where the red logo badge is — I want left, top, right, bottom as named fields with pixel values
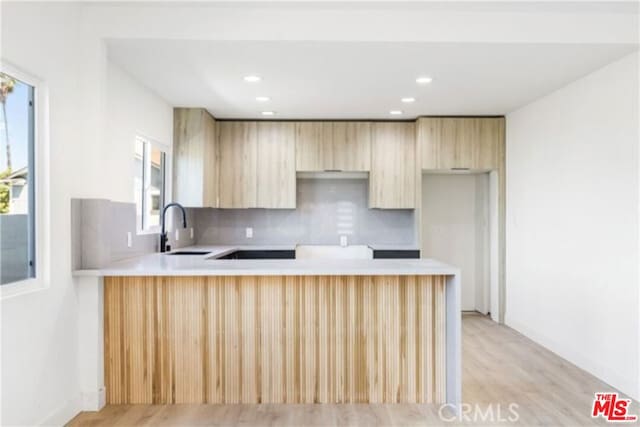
left=592, top=393, right=638, bottom=422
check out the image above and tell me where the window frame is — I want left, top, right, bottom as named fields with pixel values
left=0, top=61, right=50, bottom=299
left=134, top=135, right=169, bottom=235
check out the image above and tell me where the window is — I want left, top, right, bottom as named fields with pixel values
left=135, top=136, right=166, bottom=232
left=0, top=72, right=35, bottom=285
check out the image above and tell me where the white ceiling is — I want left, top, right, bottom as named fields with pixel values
left=107, top=40, right=637, bottom=119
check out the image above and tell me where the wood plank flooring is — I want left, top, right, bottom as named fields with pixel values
left=68, top=313, right=639, bottom=426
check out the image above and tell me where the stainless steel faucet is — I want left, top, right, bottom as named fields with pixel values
left=160, top=203, right=187, bottom=253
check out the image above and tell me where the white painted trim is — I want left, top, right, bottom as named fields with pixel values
left=489, top=170, right=500, bottom=322
left=446, top=272, right=462, bottom=406
left=76, top=276, right=105, bottom=417
left=37, top=394, right=82, bottom=427
left=134, top=133, right=171, bottom=235
left=0, top=60, right=51, bottom=300
left=81, top=388, right=106, bottom=412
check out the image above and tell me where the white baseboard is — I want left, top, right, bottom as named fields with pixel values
left=38, top=395, right=82, bottom=427
left=505, top=315, right=639, bottom=402
left=37, top=388, right=105, bottom=426
left=81, top=387, right=106, bottom=411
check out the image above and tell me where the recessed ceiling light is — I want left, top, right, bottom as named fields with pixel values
left=256, top=96, right=271, bottom=102
left=244, top=75, right=262, bottom=83
left=401, top=97, right=416, bottom=103
left=416, top=76, right=433, bottom=85
left=261, top=111, right=276, bottom=116
left=389, top=110, right=403, bottom=115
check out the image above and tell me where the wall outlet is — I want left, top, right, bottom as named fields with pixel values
left=127, top=232, right=132, bottom=248
left=340, top=235, right=348, bottom=247
left=175, top=229, right=180, bottom=241
left=190, top=227, right=194, bottom=239
left=246, top=227, right=253, bottom=239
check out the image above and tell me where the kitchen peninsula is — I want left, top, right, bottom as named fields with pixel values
left=74, top=247, right=460, bottom=407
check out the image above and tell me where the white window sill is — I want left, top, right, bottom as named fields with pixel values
left=136, top=228, right=161, bottom=236
left=0, top=277, right=48, bottom=300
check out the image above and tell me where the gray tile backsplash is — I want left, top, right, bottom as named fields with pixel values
left=71, top=179, right=416, bottom=269
left=194, top=178, right=417, bottom=246
left=71, top=199, right=196, bottom=269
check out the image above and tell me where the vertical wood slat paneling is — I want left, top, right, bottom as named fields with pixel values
left=104, top=275, right=448, bottom=404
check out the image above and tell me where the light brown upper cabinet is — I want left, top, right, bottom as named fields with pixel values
left=294, top=121, right=371, bottom=171
left=476, top=118, right=504, bottom=170
left=295, top=122, right=332, bottom=171
left=369, top=122, right=416, bottom=209
left=331, top=122, right=371, bottom=171
left=295, top=122, right=332, bottom=172
left=173, top=108, right=219, bottom=207
left=218, top=121, right=296, bottom=209
left=417, top=117, right=504, bottom=170
left=257, top=122, right=296, bottom=208
left=218, top=121, right=258, bottom=208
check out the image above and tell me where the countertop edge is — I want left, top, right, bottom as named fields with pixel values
left=74, top=269, right=459, bottom=277
left=72, top=245, right=458, bottom=278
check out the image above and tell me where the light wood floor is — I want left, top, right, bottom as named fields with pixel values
left=68, top=313, right=638, bottom=426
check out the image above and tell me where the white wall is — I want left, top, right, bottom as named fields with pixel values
left=0, top=4, right=173, bottom=426
left=1, top=4, right=86, bottom=425
left=106, top=62, right=172, bottom=203
left=506, top=52, right=639, bottom=400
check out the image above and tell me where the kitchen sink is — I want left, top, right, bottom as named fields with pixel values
left=166, top=250, right=211, bottom=255
left=216, top=250, right=295, bottom=260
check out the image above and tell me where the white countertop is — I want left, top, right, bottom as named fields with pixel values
left=73, top=245, right=457, bottom=277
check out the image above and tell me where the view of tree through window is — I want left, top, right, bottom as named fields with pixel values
left=0, top=72, right=35, bottom=285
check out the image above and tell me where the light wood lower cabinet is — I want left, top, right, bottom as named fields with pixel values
left=173, top=108, right=218, bottom=207
left=369, top=122, right=416, bottom=209
left=104, top=275, right=447, bottom=404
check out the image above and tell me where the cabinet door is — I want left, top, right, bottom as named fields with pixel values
left=202, top=112, right=219, bottom=207
left=257, top=122, right=296, bottom=208
left=295, top=122, right=332, bottom=171
left=417, top=117, right=442, bottom=169
left=331, top=122, right=371, bottom=171
left=455, top=118, right=479, bottom=169
left=173, top=108, right=218, bottom=207
left=369, top=122, right=415, bottom=209
left=475, top=118, right=504, bottom=170
left=418, top=117, right=503, bottom=170
left=218, top=121, right=258, bottom=208
left=418, top=117, right=468, bottom=169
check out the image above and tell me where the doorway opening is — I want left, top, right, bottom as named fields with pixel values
left=421, top=172, right=499, bottom=321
